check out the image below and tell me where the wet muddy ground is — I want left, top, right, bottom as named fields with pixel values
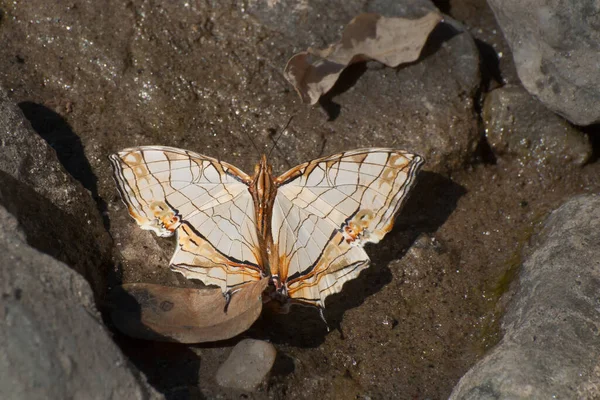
left=1, top=0, right=598, bottom=398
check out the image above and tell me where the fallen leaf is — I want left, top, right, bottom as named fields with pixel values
left=108, top=278, right=268, bottom=343
left=284, top=11, right=443, bottom=104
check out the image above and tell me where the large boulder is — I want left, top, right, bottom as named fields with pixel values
left=0, top=83, right=160, bottom=398
left=249, top=0, right=481, bottom=172
left=0, top=205, right=162, bottom=400
left=450, top=194, right=600, bottom=399
left=487, top=0, right=600, bottom=126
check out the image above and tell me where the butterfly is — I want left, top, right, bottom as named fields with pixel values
left=110, top=146, right=423, bottom=314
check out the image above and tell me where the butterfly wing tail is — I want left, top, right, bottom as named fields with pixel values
left=286, top=240, right=370, bottom=308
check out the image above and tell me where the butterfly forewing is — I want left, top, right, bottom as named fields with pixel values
left=110, top=146, right=262, bottom=292
left=273, top=148, right=424, bottom=307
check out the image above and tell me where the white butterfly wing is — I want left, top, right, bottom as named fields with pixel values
left=272, top=148, right=424, bottom=307
left=110, top=146, right=262, bottom=292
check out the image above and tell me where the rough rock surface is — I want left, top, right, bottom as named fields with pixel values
left=450, top=194, right=600, bottom=399
left=487, top=0, right=600, bottom=126
left=215, top=339, right=277, bottom=391
left=483, top=84, right=592, bottom=167
left=0, top=85, right=111, bottom=297
left=0, top=205, right=163, bottom=400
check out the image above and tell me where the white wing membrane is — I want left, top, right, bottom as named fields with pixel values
left=273, top=148, right=424, bottom=307
left=110, top=146, right=262, bottom=291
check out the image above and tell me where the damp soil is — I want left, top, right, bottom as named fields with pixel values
left=0, top=0, right=599, bottom=399
left=106, top=160, right=600, bottom=400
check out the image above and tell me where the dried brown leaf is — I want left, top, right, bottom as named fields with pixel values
left=284, top=11, right=443, bottom=105
left=108, top=278, right=268, bottom=343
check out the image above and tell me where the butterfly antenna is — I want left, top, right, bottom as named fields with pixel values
left=267, top=115, right=294, bottom=159
left=246, top=130, right=262, bottom=156
left=228, top=105, right=262, bottom=156
left=319, top=307, right=330, bottom=332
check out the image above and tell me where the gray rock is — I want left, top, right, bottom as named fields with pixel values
left=487, top=0, right=600, bottom=126
left=248, top=0, right=481, bottom=173
left=483, top=84, right=591, bottom=167
left=450, top=194, right=600, bottom=399
left=215, top=339, right=277, bottom=391
left=0, top=85, right=112, bottom=297
left=0, top=205, right=163, bottom=400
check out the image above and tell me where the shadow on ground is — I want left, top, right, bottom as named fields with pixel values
left=318, top=21, right=461, bottom=121
left=251, top=172, right=466, bottom=348
left=18, top=102, right=110, bottom=229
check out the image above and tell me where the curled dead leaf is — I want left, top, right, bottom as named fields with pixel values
left=284, top=11, right=443, bottom=105
left=108, top=278, right=268, bottom=343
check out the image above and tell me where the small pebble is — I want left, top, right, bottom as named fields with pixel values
left=215, top=339, right=277, bottom=391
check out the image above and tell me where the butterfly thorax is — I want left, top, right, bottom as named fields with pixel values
left=249, top=155, right=279, bottom=280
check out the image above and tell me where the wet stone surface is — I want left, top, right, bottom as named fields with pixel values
left=0, top=0, right=599, bottom=399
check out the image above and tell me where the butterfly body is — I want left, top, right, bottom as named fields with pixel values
left=110, top=147, right=424, bottom=310
left=248, top=155, right=278, bottom=279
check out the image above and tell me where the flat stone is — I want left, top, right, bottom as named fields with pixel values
left=483, top=84, right=592, bottom=167
left=487, top=0, right=600, bottom=125
left=215, top=339, right=277, bottom=391
left=450, top=194, right=600, bottom=399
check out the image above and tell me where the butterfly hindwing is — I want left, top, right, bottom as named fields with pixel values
left=272, top=192, right=370, bottom=306
left=110, top=146, right=262, bottom=291
left=273, top=148, right=424, bottom=307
